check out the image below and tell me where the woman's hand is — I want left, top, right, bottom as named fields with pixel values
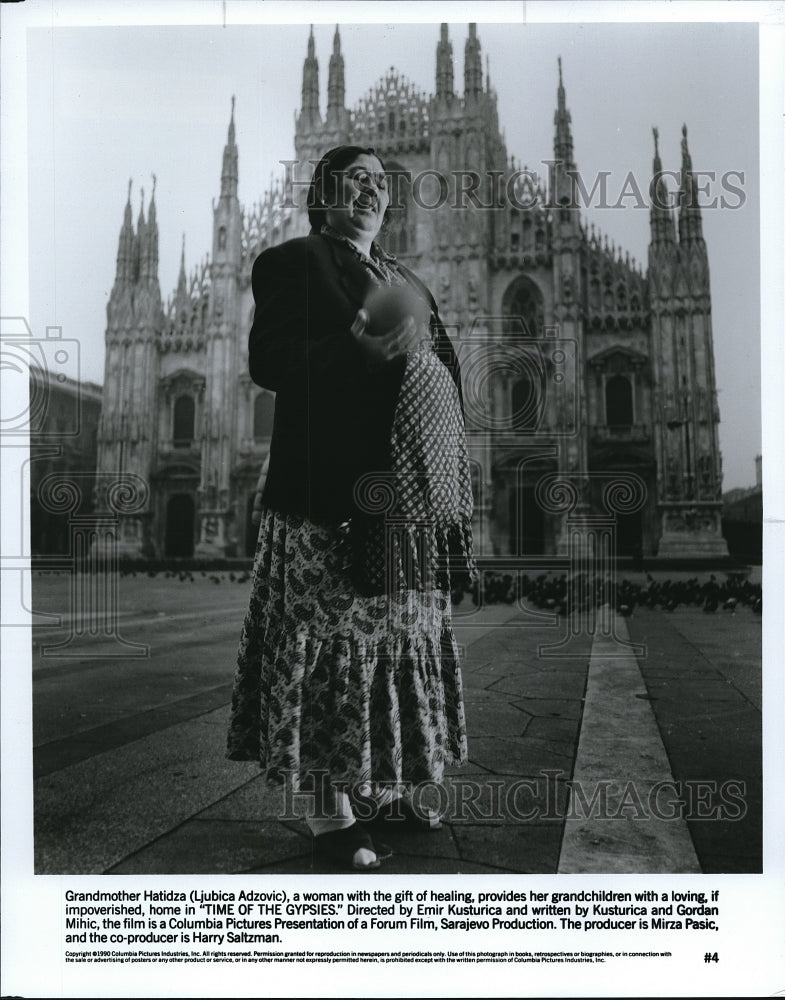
left=350, top=309, right=425, bottom=368
left=250, top=464, right=267, bottom=526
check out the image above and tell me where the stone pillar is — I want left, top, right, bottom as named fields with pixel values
left=536, top=471, right=647, bottom=658
left=38, top=472, right=149, bottom=658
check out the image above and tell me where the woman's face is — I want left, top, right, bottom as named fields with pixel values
left=323, top=153, right=389, bottom=246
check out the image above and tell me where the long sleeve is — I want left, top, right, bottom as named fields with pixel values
left=248, top=241, right=365, bottom=392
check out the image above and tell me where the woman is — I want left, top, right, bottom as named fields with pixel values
left=227, top=145, right=475, bottom=870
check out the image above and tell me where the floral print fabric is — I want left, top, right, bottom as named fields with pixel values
left=226, top=507, right=468, bottom=791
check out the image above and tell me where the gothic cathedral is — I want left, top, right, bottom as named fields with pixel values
left=97, top=24, right=728, bottom=562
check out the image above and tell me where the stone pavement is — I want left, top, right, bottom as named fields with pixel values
left=29, top=570, right=762, bottom=876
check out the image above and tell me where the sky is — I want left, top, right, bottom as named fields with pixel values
left=18, top=5, right=765, bottom=490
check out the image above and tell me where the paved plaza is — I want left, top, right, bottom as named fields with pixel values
left=27, top=566, right=763, bottom=876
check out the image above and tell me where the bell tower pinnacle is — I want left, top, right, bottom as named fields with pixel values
left=678, top=124, right=704, bottom=245
left=298, top=26, right=322, bottom=133
left=323, top=25, right=349, bottom=145
left=551, top=57, right=577, bottom=211
left=435, top=23, right=455, bottom=102
left=327, top=26, right=345, bottom=122
left=464, top=24, right=483, bottom=101
left=649, top=124, right=727, bottom=557
left=198, top=96, right=243, bottom=558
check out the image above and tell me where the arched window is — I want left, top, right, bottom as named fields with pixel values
left=253, top=391, right=275, bottom=441
left=605, top=374, right=633, bottom=427
left=502, top=276, right=545, bottom=337
left=590, top=277, right=601, bottom=311
left=173, top=394, right=195, bottom=446
left=218, top=226, right=227, bottom=250
left=511, top=373, right=540, bottom=431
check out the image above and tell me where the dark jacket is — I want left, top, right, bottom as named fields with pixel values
left=248, top=232, right=462, bottom=524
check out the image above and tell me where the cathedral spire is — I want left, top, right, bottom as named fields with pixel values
left=213, top=99, right=241, bottom=270
left=114, top=179, right=135, bottom=285
left=551, top=58, right=577, bottom=209
left=173, top=233, right=189, bottom=319
left=220, top=96, right=238, bottom=200
left=300, top=25, right=321, bottom=127
left=553, top=56, right=574, bottom=169
left=147, top=172, right=157, bottom=235
left=140, top=172, right=159, bottom=282
left=464, top=23, right=483, bottom=100
left=435, top=22, right=454, bottom=101
left=326, top=25, right=345, bottom=124
left=133, top=185, right=146, bottom=283
left=678, top=123, right=704, bottom=244
left=650, top=126, right=676, bottom=246
left=177, top=234, right=187, bottom=295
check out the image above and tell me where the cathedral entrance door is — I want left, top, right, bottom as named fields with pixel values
left=616, top=509, right=643, bottom=559
left=165, top=494, right=195, bottom=558
left=511, top=484, right=545, bottom=555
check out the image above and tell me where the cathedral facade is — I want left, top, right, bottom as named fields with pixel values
left=96, top=24, right=728, bottom=562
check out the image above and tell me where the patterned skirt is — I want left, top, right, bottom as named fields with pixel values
left=225, top=508, right=468, bottom=791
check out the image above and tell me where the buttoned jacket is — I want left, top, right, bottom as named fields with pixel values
left=248, top=232, right=462, bottom=523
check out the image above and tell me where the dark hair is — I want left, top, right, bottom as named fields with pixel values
left=307, top=145, right=387, bottom=234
